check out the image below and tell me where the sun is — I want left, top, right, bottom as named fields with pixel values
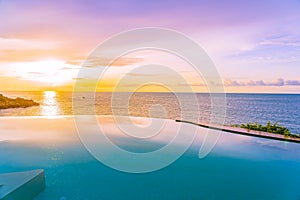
left=11, top=59, right=79, bottom=86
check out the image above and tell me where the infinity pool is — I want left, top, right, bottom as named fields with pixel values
left=0, top=116, right=300, bottom=199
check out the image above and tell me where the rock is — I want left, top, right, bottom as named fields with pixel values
left=0, top=94, right=39, bottom=109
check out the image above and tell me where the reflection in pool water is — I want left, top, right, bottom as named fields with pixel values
left=41, top=91, right=60, bottom=116
left=0, top=116, right=300, bottom=199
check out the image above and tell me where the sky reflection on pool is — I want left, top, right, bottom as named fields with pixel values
left=0, top=116, right=300, bottom=200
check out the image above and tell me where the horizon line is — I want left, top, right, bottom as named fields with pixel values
left=1, top=91, right=300, bottom=95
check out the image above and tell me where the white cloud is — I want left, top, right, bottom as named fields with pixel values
left=0, top=37, right=60, bottom=50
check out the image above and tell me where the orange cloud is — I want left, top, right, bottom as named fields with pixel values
left=80, top=57, right=144, bottom=68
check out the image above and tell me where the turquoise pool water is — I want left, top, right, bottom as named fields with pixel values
left=0, top=116, right=300, bottom=199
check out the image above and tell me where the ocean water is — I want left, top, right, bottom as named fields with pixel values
left=1, top=91, right=300, bottom=134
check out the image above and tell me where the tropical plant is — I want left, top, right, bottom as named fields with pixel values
left=234, top=121, right=300, bottom=138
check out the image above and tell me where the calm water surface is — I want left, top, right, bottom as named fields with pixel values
left=1, top=91, right=300, bottom=133
left=1, top=116, right=300, bottom=200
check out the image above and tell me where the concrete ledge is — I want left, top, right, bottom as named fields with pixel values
left=0, top=169, right=45, bottom=200
left=176, top=119, right=300, bottom=144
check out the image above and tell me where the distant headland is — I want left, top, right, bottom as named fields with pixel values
left=0, top=94, right=39, bottom=109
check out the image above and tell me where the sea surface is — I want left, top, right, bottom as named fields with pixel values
left=1, top=91, right=300, bottom=134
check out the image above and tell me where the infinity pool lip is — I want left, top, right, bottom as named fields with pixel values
left=0, top=115, right=296, bottom=149
left=176, top=119, right=300, bottom=144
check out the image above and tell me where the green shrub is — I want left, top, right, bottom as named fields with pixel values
left=236, top=121, right=300, bottom=138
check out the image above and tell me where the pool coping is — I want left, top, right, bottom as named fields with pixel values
left=176, top=119, right=300, bottom=144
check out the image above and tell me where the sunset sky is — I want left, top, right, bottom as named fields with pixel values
left=1, top=0, right=300, bottom=93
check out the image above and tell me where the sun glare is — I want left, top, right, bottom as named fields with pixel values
left=41, top=91, right=60, bottom=116
left=9, top=59, right=78, bottom=86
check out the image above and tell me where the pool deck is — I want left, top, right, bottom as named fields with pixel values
left=176, top=119, right=300, bottom=144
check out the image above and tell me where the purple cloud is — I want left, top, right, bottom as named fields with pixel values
left=225, top=78, right=300, bottom=87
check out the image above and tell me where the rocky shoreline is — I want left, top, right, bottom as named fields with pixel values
left=0, top=94, right=39, bottom=109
